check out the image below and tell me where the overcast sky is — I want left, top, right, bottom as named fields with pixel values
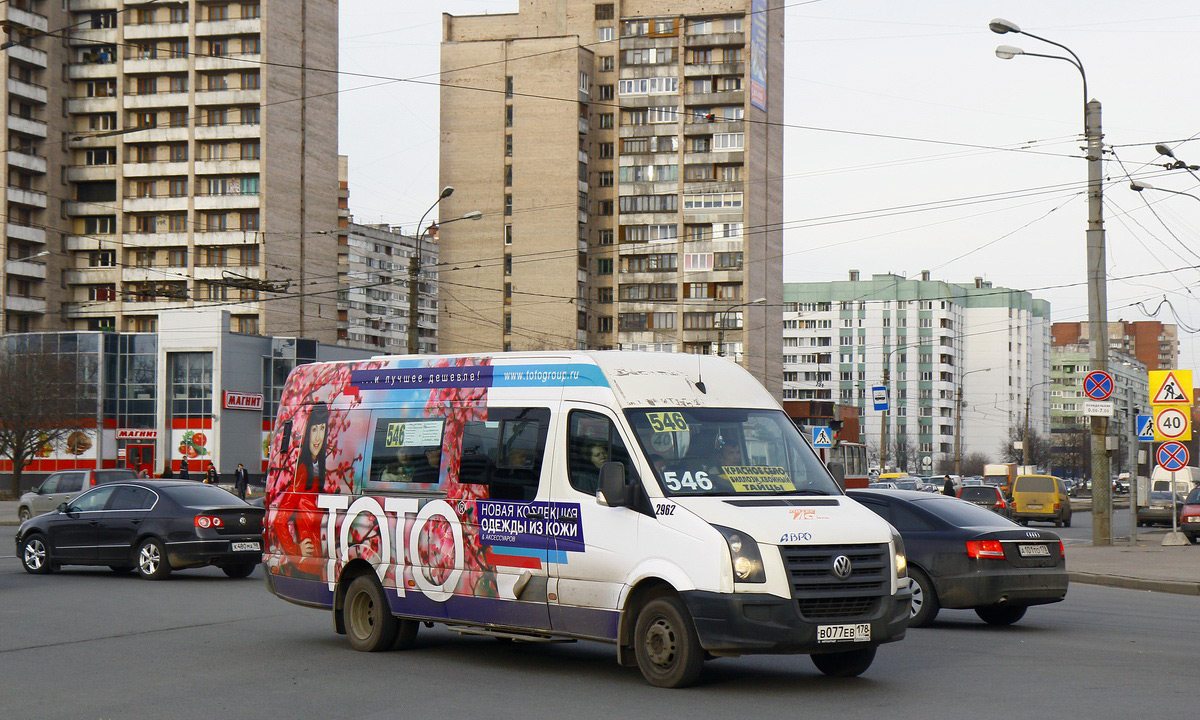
left=339, top=1, right=1200, bottom=370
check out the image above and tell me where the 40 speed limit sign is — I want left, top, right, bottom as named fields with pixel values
left=1153, top=405, right=1192, bottom=441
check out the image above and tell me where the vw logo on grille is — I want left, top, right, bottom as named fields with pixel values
left=831, top=554, right=853, bottom=580
left=239, top=517, right=247, bottom=526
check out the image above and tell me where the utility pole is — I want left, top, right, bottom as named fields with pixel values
left=879, top=365, right=889, bottom=472
left=1085, top=99, right=1112, bottom=546
left=954, top=382, right=963, bottom=475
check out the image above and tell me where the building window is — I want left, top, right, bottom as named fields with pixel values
left=504, top=194, right=512, bottom=216
left=240, top=211, right=259, bottom=230
left=241, top=71, right=260, bottom=89
left=595, top=3, right=614, bottom=20
left=206, top=4, right=229, bottom=21
left=504, top=225, right=513, bottom=245
left=597, top=56, right=614, bottom=72
left=241, top=3, right=261, bottom=20
left=505, top=135, right=513, bottom=157
left=597, top=27, right=614, bottom=42
left=596, top=84, right=614, bottom=101
left=241, top=107, right=261, bottom=125
left=597, top=229, right=614, bottom=245
left=596, top=258, right=613, bottom=275
left=597, top=142, right=614, bottom=159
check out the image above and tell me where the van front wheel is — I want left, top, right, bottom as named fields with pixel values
left=345, top=575, right=399, bottom=652
left=633, top=595, right=705, bottom=688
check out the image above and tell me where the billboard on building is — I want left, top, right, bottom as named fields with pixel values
left=750, top=0, right=768, bottom=111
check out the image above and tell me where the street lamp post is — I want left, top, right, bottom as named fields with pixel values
left=1022, top=380, right=1052, bottom=469
left=716, top=297, right=765, bottom=359
left=955, top=367, right=992, bottom=476
left=1130, top=180, right=1200, bottom=204
left=991, top=18, right=1112, bottom=546
left=404, top=187, right=482, bottom=355
left=878, top=341, right=930, bottom=473
left=1, top=250, right=50, bottom=334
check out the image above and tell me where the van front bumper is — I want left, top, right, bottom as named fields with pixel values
left=680, top=587, right=910, bottom=655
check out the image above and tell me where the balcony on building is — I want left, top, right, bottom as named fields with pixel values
left=64, top=267, right=120, bottom=285
left=194, top=88, right=261, bottom=106
left=6, top=77, right=47, bottom=104
left=125, top=90, right=190, bottom=110
left=67, top=0, right=116, bottom=11
left=64, top=200, right=113, bottom=216
left=683, top=119, right=744, bottom=136
left=5, top=294, right=47, bottom=314
left=120, top=231, right=189, bottom=248
left=7, top=187, right=48, bottom=209
left=190, top=230, right=258, bottom=246
left=194, top=53, right=258, bottom=73
left=5, top=258, right=48, bottom=280
left=683, top=31, right=745, bottom=48
left=123, top=160, right=189, bottom=177
left=7, top=114, right=47, bottom=138
left=65, top=165, right=117, bottom=182
left=7, top=223, right=46, bottom=244
left=67, top=62, right=119, bottom=80
left=194, top=159, right=260, bottom=176
left=121, top=56, right=190, bottom=75
left=122, top=21, right=190, bottom=41
left=7, top=44, right=47, bottom=67
left=122, top=196, right=190, bottom=213
left=195, top=124, right=260, bottom=141
left=194, top=193, right=260, bottom=211
left=193, top=265, right=261, bottom=282
left=6, top=6, right=49, bottom=32
left=7, top=149, right=47, bottom=174
left=684, top=90, right=745, bottom=107
left=68, top=28, right=118, bottom=47
left=194, top=18, right=261, bottom=36
left=684, top=62, right=744, bottom=77
left=66, top=96, right=118, bottom=114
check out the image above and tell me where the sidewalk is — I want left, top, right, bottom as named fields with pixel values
left=2, top=499, right=1195, bottom=595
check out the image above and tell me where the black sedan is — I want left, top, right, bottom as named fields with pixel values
left=847, top=489, right=1068, bottom=627
left=16, top=481, right=264, bottom=580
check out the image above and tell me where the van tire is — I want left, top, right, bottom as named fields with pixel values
left=633, top=595, right=705, bottom=688
left=907, top=568, right=940, bottom=627
left=345, top=575, right=399, bottom=652
left=811, top=646, right=877, bottom=677
left=975, top=604, right=1027, bottom=626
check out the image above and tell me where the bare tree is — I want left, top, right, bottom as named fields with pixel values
left=0, top=349, right=94, bottom=496
left=890, top=435, right=918, bottom=474
left=997, top=425, right=1051, bottom=468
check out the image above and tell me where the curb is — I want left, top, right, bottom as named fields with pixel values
left=1069, top=571, right=1200, bottom=596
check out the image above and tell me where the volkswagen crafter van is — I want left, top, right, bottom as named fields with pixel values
left=263, top=352, right=910, bottom=687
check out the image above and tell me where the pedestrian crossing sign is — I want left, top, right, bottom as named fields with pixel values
left=1136, top=414, right=1154, bottom=442
left=812, top=427, right=832, bottom=448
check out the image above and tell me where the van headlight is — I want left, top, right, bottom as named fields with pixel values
left=714, top=525, right=765, bottom=583
left=892, top=529, right=908, bottom=579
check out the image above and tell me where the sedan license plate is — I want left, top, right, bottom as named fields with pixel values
left=231, top=541, right=261, bottom=552
left=1018, top=543, right=1050, bottom=557
left=817, top=623, right=870, bottom=643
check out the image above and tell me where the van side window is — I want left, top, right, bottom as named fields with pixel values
left=461, top=407, right=550, bottom=501
left=366, top=418, right=447, bottom=491
left=568, top=410, right=636, bottom=496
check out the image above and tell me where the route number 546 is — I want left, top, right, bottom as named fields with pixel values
left=663, top=470, right=712, bottom=491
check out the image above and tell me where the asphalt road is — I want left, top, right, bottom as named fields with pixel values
left=1, top=525, right=1195, bottom=719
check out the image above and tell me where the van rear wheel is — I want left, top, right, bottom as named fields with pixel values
left=633, top=595, right=705, bottom=688
left=345, top=575, right=399, bottom=652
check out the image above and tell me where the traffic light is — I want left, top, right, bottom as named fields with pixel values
left=830, top=420, right=844, bottom=449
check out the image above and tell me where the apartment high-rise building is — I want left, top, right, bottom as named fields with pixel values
left=1, top=0, right=339, bottom=341
left=1051, top=320, right=1179, bottom=372
left=438, top=0, right=783, bottom=392
left=783, top=272, right=1051, bottom=473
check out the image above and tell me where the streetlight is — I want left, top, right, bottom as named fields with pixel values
left=1022, top=379, right=1052, bottom=469
left=404, top=185, right=482, bottom=354
left=716, top=297, right=765, bottom=359
left=1130, top=180, right=1200, bottom=204
left=878, top=341, right=930, bottom=473
left=991, top=18, right=1112, bottom=546
left=954, top=367, right=992, bottom=476
left=1, top=250, right=50, bottom=333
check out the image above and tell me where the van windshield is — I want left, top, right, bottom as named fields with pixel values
left=624, top=408, right=841, bottom=498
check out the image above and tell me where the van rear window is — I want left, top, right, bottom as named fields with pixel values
left=1014, top=476, right=1054, bottom=493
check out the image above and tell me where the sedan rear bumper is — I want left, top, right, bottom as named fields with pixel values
left=165, top=538, right=262, bottom=569
left=934, top=566, right=1068, bottom=609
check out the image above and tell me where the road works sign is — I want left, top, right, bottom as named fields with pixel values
left=1153, top=405, right=1192, bottom=442
left=1149, top=370, right=1193, bottom=405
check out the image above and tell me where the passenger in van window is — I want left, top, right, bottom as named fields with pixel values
left=380, top=448, right=421, bottom=484
left=571, top=440, right=609, bottom=495
left=710, top=443, right=743, bottom=474
left=268, top=402, right=328, bottom=577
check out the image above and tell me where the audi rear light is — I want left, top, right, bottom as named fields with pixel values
left=194, top=514, right=224, bottom=529
left=966, top=539, right=1006, bottom=559
left=1058, top=541, right=1065, bottom=556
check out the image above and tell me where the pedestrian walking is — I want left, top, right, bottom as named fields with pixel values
left=942, top=474, right=956, bottom=496
left=205, top=464, right=219, bottom=485
left=180, top=456, right=190, bottom=480
left=234, top=463, right=249, bottom=500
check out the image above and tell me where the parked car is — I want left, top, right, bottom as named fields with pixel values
left=871, top=481, right=899, bottom=490
left=958, top=485, right=1012, bottom=519
left=1112, top=477, right=1130, bottom=494
left=1179, top=487, right=1200, bottom=544
left=16, top=481, right=264, bottom=580
left=1010, top=474, right=1072, bottom=528
left=960, top=477, right=984, bottom=487
left=1136, top=490, right=1186, bottom=528
left=847, top=489, right=1067, bottom=627
left=895, top=479, right=921, bottom=491
left=17, top=469, right=138, bottom=522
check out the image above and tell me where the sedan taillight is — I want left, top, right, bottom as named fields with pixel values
left=195, top=514, right=224, bottom=529
left=966, top=539, right=1006, bottom=559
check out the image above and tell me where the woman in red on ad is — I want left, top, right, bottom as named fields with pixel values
left=271, top=402, right=329, bottom=578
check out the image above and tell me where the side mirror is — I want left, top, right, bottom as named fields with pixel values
left=597, top=461, right=628, bottom=508
left=57, top=502, right=70, bottom=514
left=827, top=461, right=846, bottom=490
